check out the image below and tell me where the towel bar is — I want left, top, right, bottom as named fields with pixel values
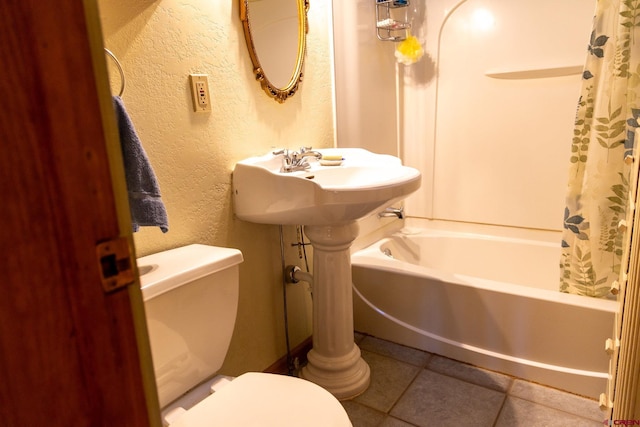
left=104, top=48, right=125, bottom=96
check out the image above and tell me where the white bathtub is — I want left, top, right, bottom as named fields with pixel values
left=351, top=225, right=617, bottom=398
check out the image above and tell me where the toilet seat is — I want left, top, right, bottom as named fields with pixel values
left=168, top=372, right=352, bottom=427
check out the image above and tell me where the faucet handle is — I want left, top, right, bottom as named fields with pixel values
left=299, top=146, right=313, bottom=153
left=298, top=158, right=310, bottom=168
left=272, top=148, right=286, bottom=156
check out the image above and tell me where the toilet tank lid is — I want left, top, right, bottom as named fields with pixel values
left=137, top=244, right=244, bottom=301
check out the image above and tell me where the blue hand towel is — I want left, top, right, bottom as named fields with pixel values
left=113, top=96, right=169, bottom=233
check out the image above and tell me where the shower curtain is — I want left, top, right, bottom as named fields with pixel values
left=560, top=0, right=640, bottom=298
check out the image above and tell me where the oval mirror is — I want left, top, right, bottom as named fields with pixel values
left=240, top=0, right=309, bottom=103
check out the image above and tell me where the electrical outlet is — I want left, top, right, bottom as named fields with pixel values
left=189, top=74, right=212, bottom=113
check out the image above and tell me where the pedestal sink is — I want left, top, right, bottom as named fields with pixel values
left=232, top=148, right=421, bottom=399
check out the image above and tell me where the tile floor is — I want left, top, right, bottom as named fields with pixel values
left=340, top=333, right=605, bottom=427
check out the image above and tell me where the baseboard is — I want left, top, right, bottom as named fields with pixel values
left=264, top=336, right=312, bottom=375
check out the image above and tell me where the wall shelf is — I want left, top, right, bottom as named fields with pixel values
left=485, top=65, right=583, bottom=80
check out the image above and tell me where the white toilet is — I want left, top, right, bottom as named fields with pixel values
left=137, top=244, right=352, bottom=427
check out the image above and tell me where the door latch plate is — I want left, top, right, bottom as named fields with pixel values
left=96, top=237, right=135, bottom=293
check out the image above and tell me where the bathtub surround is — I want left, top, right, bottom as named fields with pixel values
left=560, top=1, right=640, bottom=299
left=332, top=0, right=594, bottom=231
left=424, top=0, right=591, bottom=231
left=97, top=0, right=335, bottom=375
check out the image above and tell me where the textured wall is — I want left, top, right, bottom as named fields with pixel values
left=97, top=0, right=334, bottom=375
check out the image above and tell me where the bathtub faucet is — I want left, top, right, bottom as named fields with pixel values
left=378, top=206, right=404, bottom=219
left=274, top=147, right=322, bottom=172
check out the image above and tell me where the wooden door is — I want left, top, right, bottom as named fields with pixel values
left=0, top=1, right=159, bottom=425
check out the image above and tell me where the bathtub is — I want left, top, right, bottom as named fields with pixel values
left=351, top=225, right=617, bottom=398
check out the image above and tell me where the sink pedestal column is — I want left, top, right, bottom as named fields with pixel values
left=300, top=222, right=370, bottom=400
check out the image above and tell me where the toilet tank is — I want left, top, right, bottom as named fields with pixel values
left=137, top=244, right=243, bottom=409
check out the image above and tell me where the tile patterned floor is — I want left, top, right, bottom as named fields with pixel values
left=340, top=333, right=605, bottom=427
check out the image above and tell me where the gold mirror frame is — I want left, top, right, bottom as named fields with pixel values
left=240, top=0, right=309, bottom=103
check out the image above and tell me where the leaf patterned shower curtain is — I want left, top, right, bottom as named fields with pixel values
left=560, top=0, right=640, bottom=298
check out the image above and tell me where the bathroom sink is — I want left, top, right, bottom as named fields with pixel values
left=232, top=148, right=421, bottom=225
left=233, top=148, right=421, bottom=397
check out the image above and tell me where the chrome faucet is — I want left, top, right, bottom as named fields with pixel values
left=273, top=147, right=322, bottom=172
